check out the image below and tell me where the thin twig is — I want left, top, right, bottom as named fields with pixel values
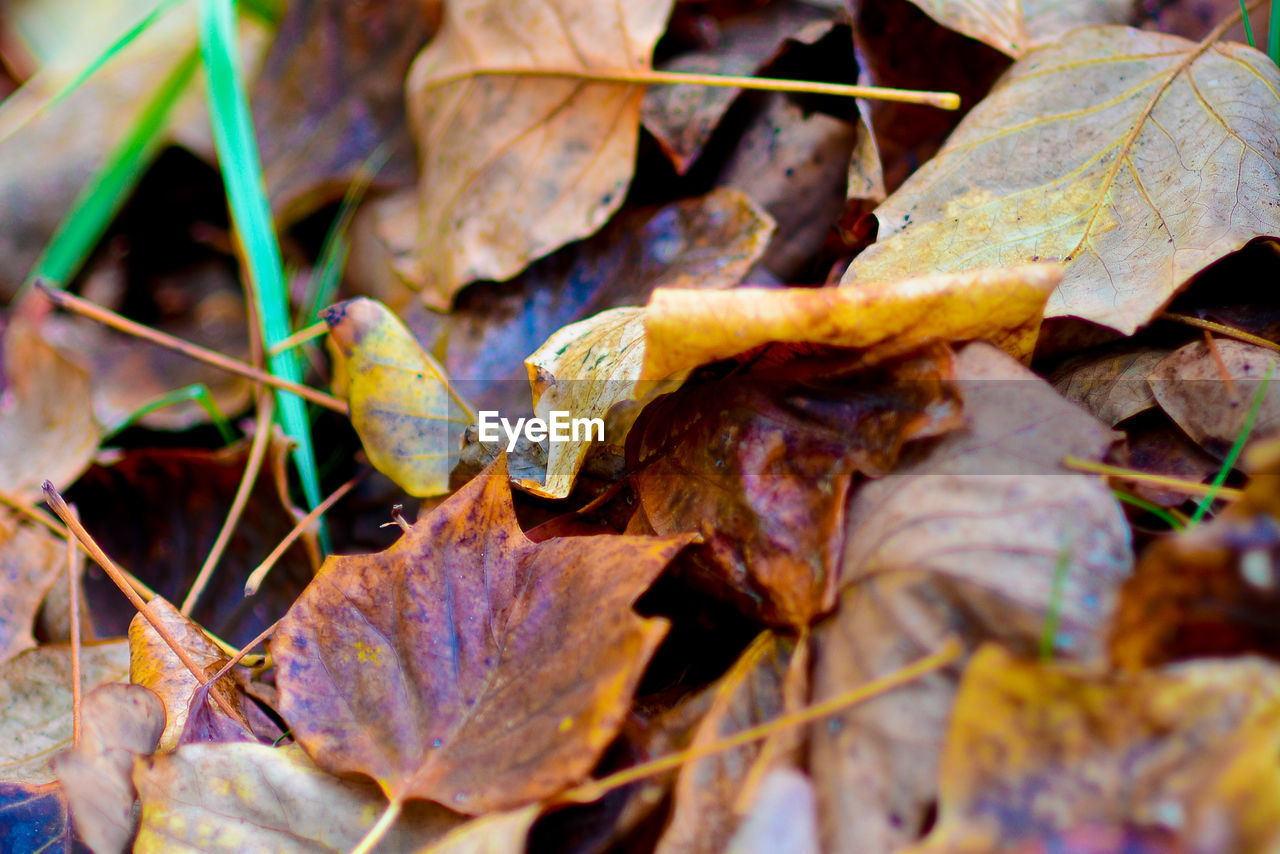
left=349, top=798, right=403, bottom=854
left=1203, top=329, right=1239, bottom=402
left=244, top=467, right=370, bottom=596
left=207, top=618, right=281, bottom=684
left=182, top=394, right=276, bottom=615
left=1163, top=312, right=1280, bottom=356
left=66, top=511, right=83, bottom=747
left=35, top=282, right=348, bottom=414
left=555, top=636, right=962, bottom=805
left=0, top=489, right=68, bottom=538
left=1062, top=456, right=1244, bottom=500
left=428, top=66, right=961, bottom=110
left=43, top=483, right=241, bottom=721
left=267, top=321, right=328, bottom=357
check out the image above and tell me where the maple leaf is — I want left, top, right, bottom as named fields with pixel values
left=273, top=456, right=694, bottom=812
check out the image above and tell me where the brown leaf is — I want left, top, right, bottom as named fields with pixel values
left=641, top=2, right=835, bottom=173
left=0, top=314, right=100, bottom=499
left=133, top=743, right=465, bottom=853
left=400, top=0, right=675, bottom=305
left=903, top=0, right=1131, bottom=56
left=414, top=804, right=540, bottom=854
left=842, top=26, right=1280, bottom=334
left=273, top=456, right=694, bottom=812
left=909, top=645, right=1280, bottom=854
left=52, top=683, right=164, bottom=854
left=0, top=507, right=63, bottom=665
left=655, top=632, right=804, bottom=854
left=630, top=348, right=962, bottom=625
left=809, top=342, right=1130, bottom=854
left=0, top=781, right=79, bottom=852
left=724, top=768, right=820, bottom=854
left=250, top=0, right=441, bottom=221
left=128, top=598, right=251, bottom=752
left=0, top=641, right=129, bottom=785
left=1050, top=346, right=1168, bottom=427
left=1148, top=338, right=1280, bottom=459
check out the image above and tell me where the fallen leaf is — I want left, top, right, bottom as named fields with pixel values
left=0, top=641, right=129, bottom=785
left=630, top=347, right=962, bottom=625
left=1121, top=416, right=1222, bottom=506
left=1148, top=337, right=1280, bottom=459
left=725, top=768, right=820, bottom=854
left=324, top=297, right=471, bottom=497
left=0, top=314, right=100, bottom=499
left=904, top=0, right=1130, bottom=56
left=655, top=631, right=803, bottom=854
left=68, top=443, right=315, bottom=645
left=1049, top=346, right=1168, bottom=426
left=0, top=507, right=63, bottom=665
left=909, top=645, right=1280, bottom=854
left=401, top=0, right=675, bottom=305
left=0, top=781, right=81, bottom=853
left=132, top=742, right=464, bottom=853
left=52, top=682, right=164, bottom=854
left=842, top=26, right=1280, bottom=334
left=1136, top=0, right=1264, bottom=45
left=808, top=342, right=1130, bottom=854
left=250, top=0, right=442, bottom=220
left=414, top=805, right=539, bottom=854
left=128, top=598, right=251, bottom=752
left=273, top=457, right=694, bottom=812
left=641, top=2, right=835, bottom=173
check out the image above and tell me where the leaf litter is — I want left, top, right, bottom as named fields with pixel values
left=7, top=1, right=1280, bottom=852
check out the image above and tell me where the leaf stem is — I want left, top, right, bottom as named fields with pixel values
left=1162, top=312, right=1280, bottom=355
left=1061, top=456, right=1243, bottom=500
left=428, top=66, right=961, bottom=110
left=67, top=519, right=83, bottom=747
left=350, top=798, right=402, bottom=854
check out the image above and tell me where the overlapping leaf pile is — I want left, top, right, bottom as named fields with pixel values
left=4, top=0, right=1280, bottom=852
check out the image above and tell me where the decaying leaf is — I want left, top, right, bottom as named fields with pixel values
left=52, top=682, right=164, bottom=854
left=0, top=641, right=129, bottom=785
left=523, top=264, right=1057, bottom=498
left=273, top=457, right=694, bottom=812
left=725, top=768, right=820, bottom=854
left=631, top=347, right=961, bottom=625
left=1148, top=337, right=1280, bottom=459
left=809, top=342, right=1130, bottom=854
left=0, top=314, right=100, bottom=499
left=0, top=781, right=79, bottom=853
left=842, top=26, right=1280, bottom=334
left=904, top=0, right=1131, bottom=56
left=128, top=598, right=251, bottom=752
left=0, top=507, right=62, bottom=666
left=133, top=743, right=464, bottom=853
left=324, top=297, right=471, bottom=497
left=401, top=0, right=675, bottom=306
left=251, top=0, right=442, bottom=220
left=414, top=804, right=539, bottom=854
left=909, top=645, right=1280, bottom=854
left=655, top=632, right=803, bottom=854
left=1050, top=346, right=1168, bottom=426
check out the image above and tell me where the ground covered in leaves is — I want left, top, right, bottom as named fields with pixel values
left=4, top=0, right=1280, bottom=852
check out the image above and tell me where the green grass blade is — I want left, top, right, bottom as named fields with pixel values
left=1189, top=363, right=1275, bottom=527
left=103, top=383, right=236, bottom=444
left=1112, top=490, right=1185, bottom=531
left=23, top=47, right=200, bottom=289
left=197, top=0, right=324, bottom=530
left=1240, top=0, right=1257, bottom=47
left=1270, top=0, right=1280, bottom=65
left=1039, top=542, right=1072, bottom=662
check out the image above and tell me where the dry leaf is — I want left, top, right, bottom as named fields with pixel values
left=413, top=804, right=539, bottom=854
left=908, top=645, right=1280, bottom=854
left=725, top=768, right=820, bottom=854
left=52, top=683, right=164, bottom=854
left=0, top=641, right=129, bottom=785
left=133, top=742, right=464, bottom=853
left=401, top=0, right=675, bottom=306
left=809, top=342, right=1130, bottom=854
left=0, top=315, right=100, bottom=499
left=323, top=297, right=470, bottom=497
left=273, top=457, right=693, bottom=812
left=0, top=507, right=63, bottom=665
left=128, top=598, right=251, bottom=752
left=904, top=0, right=1131, bottom=56
left=842, top=26, right=1280, bottom=334
left=0, top=781, right=78, bottom=853
left=251, top=0, right=441, bottom=220
left=1148, top=337, right=1280, bottom=459
left=1049, top=346, right=1168, bottom=426
left=630, top=348, right=961, bottom=625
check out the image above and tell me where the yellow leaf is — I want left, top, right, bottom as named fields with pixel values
left=842, top=26, right=1280, bottom=334
left=324, top=297, right=473, bottom=497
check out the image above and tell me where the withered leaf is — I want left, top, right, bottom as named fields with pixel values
left=133, top=743, right=464, bottom=853
left=251, top=0, right=441, bottom=220
left=0, top=507, right=63, bottom=665
left=53, top=683, right=164, bottom=854
left=128, top=598, right=251, bottom=752
left=0, top=781, right=81, bottom=854
left=274, top=457, right=694, bottom=812
left=909, top=645, right=1280, bottom=854
left=631, top=348, right=961, bottom=626
left=725, top=768, right=820, bottom=854
left=905, top=0, right=1131, bottom=56
left=401, top=0, right=675, bottom=306
left=1049, top=346, right=1168, bottom=427
left=842, top=26, right=1280, bottom=334
left=413, top=805, right=539, bottom=854
left=0, top=641, right=129, bottom=785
